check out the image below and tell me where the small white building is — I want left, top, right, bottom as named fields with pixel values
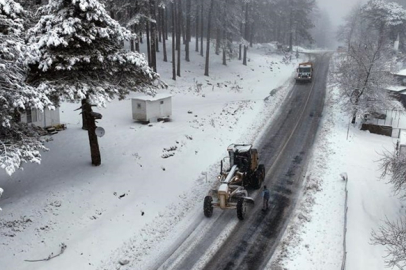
left=20, top=107, right=60, bottom=128
left=132, top=94, right=172, bottom=122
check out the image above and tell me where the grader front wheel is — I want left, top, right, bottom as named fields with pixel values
left=204, top=196, right=213, bottom=217
left=237, top=198, right=247, bottom=220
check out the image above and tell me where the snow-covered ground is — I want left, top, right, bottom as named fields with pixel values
left=0, top=40, right=403, bottom=270
left=0, top=41, right=299, bottom=270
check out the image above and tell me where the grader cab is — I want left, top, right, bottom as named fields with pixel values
left=203, top=144, right=265, bottom=220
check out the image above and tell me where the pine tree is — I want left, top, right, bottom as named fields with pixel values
left=26, top=0, right=164, bottom=166
left=0, top=0, right=53, bottom=175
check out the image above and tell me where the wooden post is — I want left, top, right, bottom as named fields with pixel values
left=83, top=101, right=101, bottom=166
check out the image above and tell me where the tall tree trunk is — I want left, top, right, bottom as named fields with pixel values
left=200, top=0, right=204, bottom=57
left=204, top=0, right=214, bottom=76
left=243, top=2, right=249, bottom=65
left=180, top=0, right=185, bottom=44
left=146, top=21, right=151, bottom=66
left=222, top=0, right=228, bottom=66
left=134, top=0, right=140, bottom=53
left=250, top=23, right=254, bottom=47
left=130, top=8, right=135, bottom=52
left=288, top=0, right=293, bottom=52
left=176, top=0, right=181, bottom=51
left=162, top=7, right=167, bottom=62
left=195, top=2, right=199, bottom=52
left=176, top=0, right=181, bottom=76
left=158, top=5, right=162, bottom=43
left=83, top=100, right=101, bottom=166
left=165, top=7, right=169, bottom=40
left=244, top=2, right=249, bottom=40
left=222, top=45, right=226, bottom=65
left=135, top=26, right=140, bottom=52
left=239, top=44, right=242, bottom=60
left=215, top=28, right=220, bottom=55
left=172, top=2, right=176, bottom=80
left=185, top=0, right=191, bottom=62
left=81, top=98, right=88, bottom=130
left=150, top=0, right=157, bottom=71
left=243, top=46, right=247, bottom=66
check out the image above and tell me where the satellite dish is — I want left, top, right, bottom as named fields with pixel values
left=95, top=127, right=105, bottom=137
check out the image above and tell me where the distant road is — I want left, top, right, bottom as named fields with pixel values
left=153, top=53, right=332, bottom=270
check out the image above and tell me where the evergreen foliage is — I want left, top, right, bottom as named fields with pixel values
left=0, top=0, right=52, bottom=175
left=26, top=0, right=164, bottom=107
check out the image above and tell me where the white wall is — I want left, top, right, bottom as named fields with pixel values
left=21, top=108, right=60, bottom=128
left=132, top=97, right=172, bottom=122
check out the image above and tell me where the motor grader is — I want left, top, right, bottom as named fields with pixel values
left=203, top=144, right=265, bottom=220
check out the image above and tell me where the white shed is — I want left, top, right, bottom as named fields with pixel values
left=20, top=107, right=60, bottom=128
left=132, top=94, right=172, bottom=122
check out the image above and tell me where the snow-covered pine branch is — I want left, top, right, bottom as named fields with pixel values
left=26, top=0, right=165, bottom=107
left=0, top=0, right=54, bottom=175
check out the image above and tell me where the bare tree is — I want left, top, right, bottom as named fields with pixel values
left=337, top=4, right=363, bottom=51
left=371, top=217, right=406, bottom=269
left=335, top=1, right=401, bottom=123
left=379, top=148, right=406, bottom=195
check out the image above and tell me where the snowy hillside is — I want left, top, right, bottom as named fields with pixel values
left=0, top=41, right=301, bottom=270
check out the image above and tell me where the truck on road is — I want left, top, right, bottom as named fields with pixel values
left=295, top=62, right=313, bottom=83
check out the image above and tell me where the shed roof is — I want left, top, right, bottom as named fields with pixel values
left=132, top=93, right=172, bottom=101
left=394, top=69, right=406, bottom=77
left=386, top=85, right=406, bottom=93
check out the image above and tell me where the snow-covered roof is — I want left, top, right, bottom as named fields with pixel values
left=394, top=69, right=406, bottom=76
left=132, top=93, right=172, bottom=101
left=386, top=85, right=406, bottom=92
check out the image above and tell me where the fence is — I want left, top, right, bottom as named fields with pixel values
left=341, top=173, right=349, bottom=270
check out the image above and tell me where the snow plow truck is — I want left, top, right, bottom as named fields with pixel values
left=295, top=62, right=313, bottom=83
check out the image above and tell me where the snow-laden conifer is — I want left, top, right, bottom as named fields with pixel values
left=0, top=0, right=53, bottom=175
left=26, top=0, right=164, bottom=107
left=25, top=0, right=164, bottom=166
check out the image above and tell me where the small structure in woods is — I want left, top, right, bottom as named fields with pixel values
left=20, top=107, right=60, bottom=128
left=132, top=94, right=172, bottom=123
left=393, top=69, right=406, bottom=86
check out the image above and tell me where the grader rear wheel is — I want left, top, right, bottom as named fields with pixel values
left=237, top=198, right=247, bottom=220
left=204, top=196, right=213, bottom=217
